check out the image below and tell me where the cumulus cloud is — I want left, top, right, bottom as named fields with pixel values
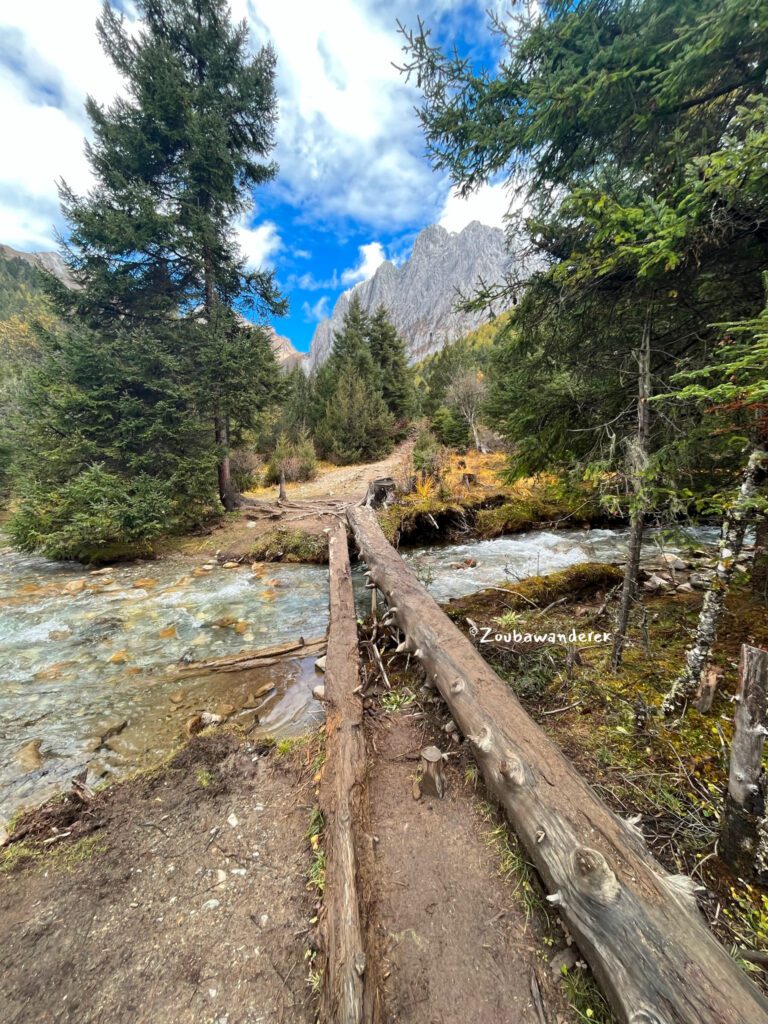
left=301, top=296, right=331, bottom=321
left=341, top=241, right=387, bottom=285
left=438, top=182, right=510, bottom=233
left=233, top=216, right=283, bottom=270
left=233, top=0, right=445, bottom=230
left=0, top=0, right=131, bottom=250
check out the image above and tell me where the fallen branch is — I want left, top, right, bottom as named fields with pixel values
left=175, top=636, right=325, bottom=675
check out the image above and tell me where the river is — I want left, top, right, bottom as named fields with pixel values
left=0, top=524, right=719, bottom=825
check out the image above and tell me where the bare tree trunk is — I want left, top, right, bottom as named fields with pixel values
left=214, top=413, right=239, bottom=511
left=346, top=504, right=768, bottom=1024
left=278, top=466, right=287, bottom=503
left=204, top=253, right=241, bottom=512
left=663, top=446, right=768, bottom=714
left=754, top=516, right=768, bottom=603
left=721, top=645, right=768, bottom=883
left=611, top=312, right=651, bottom=669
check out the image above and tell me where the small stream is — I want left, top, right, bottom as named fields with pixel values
left=0, top=524, right=719, bottom=825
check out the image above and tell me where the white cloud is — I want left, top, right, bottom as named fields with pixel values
left=438, top=182, right=510, bottom=233
left=0, top=1, right=134, bottom=251
left=234, top=216, right=283, bottom=270
left=341, top=242, right=386, bottom=285
left=233, top=0, right=446, bottom=230
left=302, top=296, right=330, bottom=321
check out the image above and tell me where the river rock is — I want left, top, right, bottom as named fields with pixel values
left=312, top=685, right=326, bottom=701
left=16, top=739, right=44, bottom=772
left=222, top=561, right=240, bottom=569
left=315, top=655, right=327, bottom=673
left=108, top=650, right=130, bottom=664
left=689, top=572, right=712, bottom=589
left=643, top=573, right=673, bottom=593
left=659, top=552, right=688, bottom=570
left=132, top=577, right=158, bottom=589
left=63, top=579, right=86, bottom=595
left=185, top=712, right=223, bottom=736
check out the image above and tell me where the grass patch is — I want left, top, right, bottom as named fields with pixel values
left=480, top=802, right=547, bottom=924
left=1, top=832, right=107, bottom=875
left=248, top=528, right=328, bottom=564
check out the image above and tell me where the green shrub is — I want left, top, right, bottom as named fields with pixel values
left=264, top=429, right=317, bottom=484
left=412, top=428, right=448, bottom=478
left=8, top=465, right=189, bottom=562
left=431, top=405, right=470, bottom=449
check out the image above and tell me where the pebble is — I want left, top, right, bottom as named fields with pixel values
left=202, top=899, right=220, bottom=911
left=227, top=812, right=239, bottom=829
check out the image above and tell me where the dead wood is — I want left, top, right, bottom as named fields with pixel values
left=346, top=503, right=768, bottom=1024
left=175, top=636, right=325, bottom=675
left=319, top=521, right=374, bottom=1023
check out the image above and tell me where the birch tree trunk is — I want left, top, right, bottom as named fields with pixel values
left=663, top=446, right=768, bottom=714
left=754, top=516, right=768, bottom=603
left=720, top=645, right=768, bottom=883
left=611, top=312, right=651, bottom=669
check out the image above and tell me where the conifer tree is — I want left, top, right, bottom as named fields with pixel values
left=51, top=0, right=285, bottom=510
left=313, top=296, right=394, bottom=462
left=367, top=305, right=414, bottom=423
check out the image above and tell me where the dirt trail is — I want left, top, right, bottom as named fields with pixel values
left=365, top=713, right=568, bottom=1023
left=0, top=734, right=318, bottom=1024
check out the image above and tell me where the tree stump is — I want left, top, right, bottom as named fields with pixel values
left=363, top=477, right=396, bottom=508
left=420, top=746, right=445, bottom=798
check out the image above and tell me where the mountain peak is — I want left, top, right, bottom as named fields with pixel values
left=307, top=220, right=510, bottom=369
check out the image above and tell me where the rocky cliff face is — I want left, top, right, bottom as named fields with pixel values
left=307, top=220, right=510, bottom=369
left=0, top=244, right=305, bottom=370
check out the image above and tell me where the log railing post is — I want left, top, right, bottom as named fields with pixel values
left=346, top=503, right=768, bottom=1024
left=721, top=644, right=768, bottom=883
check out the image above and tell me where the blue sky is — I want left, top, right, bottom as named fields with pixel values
left=0, top=0, right=516, bottom=352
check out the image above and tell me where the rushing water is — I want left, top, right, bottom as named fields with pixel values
left=0, top=524, right=720, bottom=825
left=0, top=547, right=330, bottom=823
left=401, top=525, right=722, bottom=602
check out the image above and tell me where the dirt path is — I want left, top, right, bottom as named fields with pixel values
left=0, top=734, right=318, bottom=1024
left=364, top=713, right=570, bottom=1024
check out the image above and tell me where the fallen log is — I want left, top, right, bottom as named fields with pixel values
left=319, top=521, right=372, bottom=1024
left=347, top=504, right=768, bottom=1024
left=175, top=636, right=325, bottom=675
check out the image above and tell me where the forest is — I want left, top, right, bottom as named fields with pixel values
left=0, top=2, right=767, bottom=1024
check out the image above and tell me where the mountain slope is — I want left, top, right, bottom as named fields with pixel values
left=307, top=221, right=510, bottom=369
left=0, top=244, right=305, bottom=369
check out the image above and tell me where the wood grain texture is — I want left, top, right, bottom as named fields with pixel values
left=347, top=503, right=768, bottom=1024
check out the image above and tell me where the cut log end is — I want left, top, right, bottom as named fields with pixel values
left=420, top=745, right=446, bottom=799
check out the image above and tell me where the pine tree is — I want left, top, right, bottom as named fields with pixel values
left=367, top=305, right=414, bottom=423
left=313, top=296, right=395, bottom=462
left=8, top=319, right=216, bottom=561
left=52, top=0, right=285, bottom=510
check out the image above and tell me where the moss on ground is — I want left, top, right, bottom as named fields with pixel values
left=378, top=463, right=611, bottom=545
left=248, top=527, right=329, bottom=564
left=450, top=571, right=768, bottom=967
left=445, top=562, right=624, bottom=623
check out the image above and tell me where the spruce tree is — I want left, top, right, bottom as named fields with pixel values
left=367, top=305, right=414, bottom=424
left=52, top=0, right=285, bottom=510
left=313, top=296, right=394, bottom=462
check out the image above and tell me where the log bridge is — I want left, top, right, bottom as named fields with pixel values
left=318, top=505, right=768, bottom=1024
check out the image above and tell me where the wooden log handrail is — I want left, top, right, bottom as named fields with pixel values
left=347, top=503, right=768, bottom=1024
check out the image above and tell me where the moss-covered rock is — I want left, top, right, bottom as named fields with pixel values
left=444, top=562, right=624, bottom=622
left=249, top=528, right=329, bottom=564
